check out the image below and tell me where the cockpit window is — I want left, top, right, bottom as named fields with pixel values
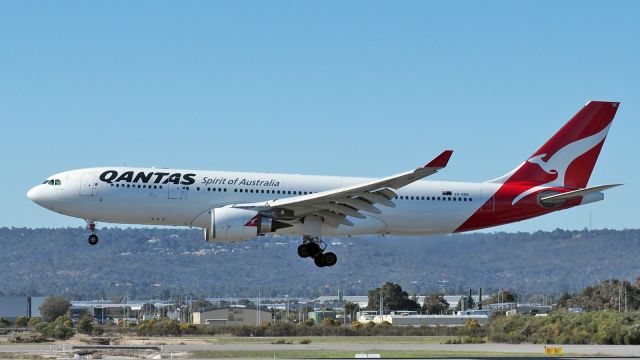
left=48, top=180, right=55, bottom=185
left=54, top=180, right=61, bottom=186
left=43, top=180, right=49, bottom=184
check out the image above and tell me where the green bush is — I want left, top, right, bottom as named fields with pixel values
left=15, top=316, right=29, bottom=327
left=486, top=311, right=640, bottom=345
left=0, top=318, right=11, bottom=327
left=136, top=319, right=179, bottom=336
left=35, top=316, right=74, bottom=340
left=77, top=317, right=94, bottom=334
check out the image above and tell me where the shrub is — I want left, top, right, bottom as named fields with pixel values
left=136, top=319, right=179, bottom=336
left=179, top=323, right=198, bottom=335
left=0, top=318, right=11, bottom=327
left=77, top=317, right=94, bottom=334
left=15, top=316, right=29, bottom=327
left=35, top=316, right=74, bottom=340
left=27, top=317, right=41, bottom=327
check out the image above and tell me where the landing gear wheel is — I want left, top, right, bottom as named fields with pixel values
left=88, top=234, right=99, bottom=245
left=298, top=240, right=322, bottom=258
left=314, top=255, right=326, bottom=267
left=313, top=252, right=338, bottom=267
left=298, top=244, right=311, bottom=258
left=323, top=252, right=337, bottom=267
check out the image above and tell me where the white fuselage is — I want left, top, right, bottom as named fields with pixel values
left=27, top=167, right=500, bottom=237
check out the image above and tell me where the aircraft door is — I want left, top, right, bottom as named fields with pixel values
left=79, top=172, right=96, bottom=196
left=168, top=183, right=183, bottom=199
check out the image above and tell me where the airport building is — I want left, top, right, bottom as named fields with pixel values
left=366, top=310, right=491, bottom=326
left=307, top=310, right=336, bottom=323
left=192, top=306, right=272, bottom=326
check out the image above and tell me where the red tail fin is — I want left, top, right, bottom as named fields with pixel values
left=491, top=101, right=619, bottom=189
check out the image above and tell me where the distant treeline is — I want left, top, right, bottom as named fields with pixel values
left=1, top=227, right=639, bottom=299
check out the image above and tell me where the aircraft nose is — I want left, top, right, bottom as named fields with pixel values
left=27, top=186, right=43, bottom=205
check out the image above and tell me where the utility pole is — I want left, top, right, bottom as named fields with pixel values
left=619, top=285, right=622, bottom=312
left=257, top=291, right=261, bottom=325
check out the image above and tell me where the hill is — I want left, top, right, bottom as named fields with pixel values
left=1, top=227, right=639, bottom=299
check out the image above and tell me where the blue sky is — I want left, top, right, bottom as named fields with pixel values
left=1, top=1, right=638, bottom=231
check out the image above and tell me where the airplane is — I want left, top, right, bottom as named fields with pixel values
left=27, top=101, right=621, bottom=267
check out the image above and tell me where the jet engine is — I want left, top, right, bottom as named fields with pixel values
left=204, top=207, right=290, bottom=242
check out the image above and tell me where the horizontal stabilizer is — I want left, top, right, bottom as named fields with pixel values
left=539, top=184, right=622, bottom=205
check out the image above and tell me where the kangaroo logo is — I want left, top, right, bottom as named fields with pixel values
left=511, top=123, right=611, bottom=205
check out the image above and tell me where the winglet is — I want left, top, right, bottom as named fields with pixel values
left=425, top=150, right=453, bottom=168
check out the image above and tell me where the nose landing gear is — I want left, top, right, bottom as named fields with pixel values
left=298, top=236, right=337, bottom=267
left=86, top=220, right=99, bottom=245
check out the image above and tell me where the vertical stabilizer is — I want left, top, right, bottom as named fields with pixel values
left=490, top=101, right=619, bottom=190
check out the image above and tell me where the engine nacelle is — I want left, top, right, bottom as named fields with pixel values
left=204, top=208, right=280, bottom=242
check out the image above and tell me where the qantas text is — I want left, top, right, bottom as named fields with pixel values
left=99, top=170, right=196, bottom=185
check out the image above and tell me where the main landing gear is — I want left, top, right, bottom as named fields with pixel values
left=86, top=220, right=99, bottom=245
left=297, top=236, right=337, bottom=267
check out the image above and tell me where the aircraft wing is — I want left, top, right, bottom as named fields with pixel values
left=233, top=150, right=453, bottom=227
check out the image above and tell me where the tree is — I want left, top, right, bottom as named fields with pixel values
left=39, top=296, right=71, bottom=323
left=344, top=301, right=360, bottom=321
left=422, top=294, right=449, bottom=314
left=77, top=316, right=94, bottom=334
left=367, top=282, right=420, bottom=312
left=456, top=295, right=475, bottom=311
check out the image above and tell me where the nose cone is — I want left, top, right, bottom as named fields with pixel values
left=27, top=185, right=44, bottom=206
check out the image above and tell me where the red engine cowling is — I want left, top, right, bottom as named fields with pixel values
left=204, top=208, right=277, bottom=242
